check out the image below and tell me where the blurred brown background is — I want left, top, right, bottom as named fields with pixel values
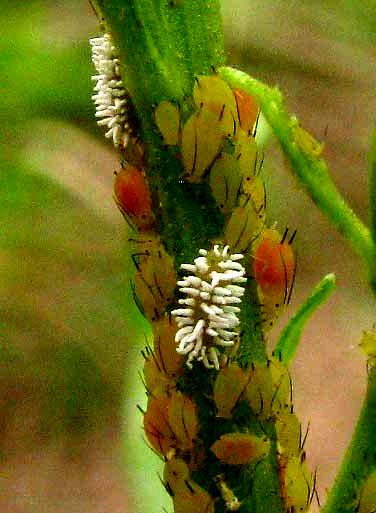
left=1, top=1, right=375, bottom=512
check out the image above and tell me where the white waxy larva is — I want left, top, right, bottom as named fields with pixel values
left=171, top=245, right=246, bottom=370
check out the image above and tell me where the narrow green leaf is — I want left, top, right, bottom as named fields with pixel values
left=273, top=274, right=336, bottom=365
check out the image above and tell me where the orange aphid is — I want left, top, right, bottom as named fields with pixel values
left=233, top=89, right=259, bottom=136
left=253, top=228, right=296, bottom=306
left=113, top=164, right=155, bottom=230
left=143, top=394, right=176, bottom=458
left=210, top=432, right=270, bottom=466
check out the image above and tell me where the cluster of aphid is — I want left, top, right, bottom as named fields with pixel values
left=109, top=65, right=306, bottom=511
left=142, top=348, right=315, bottom=512
left=156, top=74, right=297, bottom=335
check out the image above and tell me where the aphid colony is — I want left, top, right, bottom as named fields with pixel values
left=142, top=348, right=314, bottom=512
left=156, top=75, right=296, bottom=332
left=112, top=73, right=305, bottom=512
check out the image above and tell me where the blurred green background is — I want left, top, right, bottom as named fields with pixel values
left=1, top=1, right=375, bottom=512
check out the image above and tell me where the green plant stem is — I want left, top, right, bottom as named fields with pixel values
left=219, top=66, right=376, bottom=294
left=90, top=0, right=225, bottom=132
left=321, top=364, right=376, bottom=513
left=273, top=274, right=336, bottom=365
left=369, top=130, right=376, bottom=291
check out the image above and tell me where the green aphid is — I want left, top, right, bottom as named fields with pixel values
left=282, top=455, right=313, bottom=513
left=154, top=100, right=181, bottom=146
left=357, top=470, right=376, bottom=513
left=181, top=108, right=231, bottom=182
left=209, top=152, right=242, bottom=215
left=242, top=362, right=275, bottom=420
left=213, top=363, right=250, bottom=418
left=223, top=201, right=265, bottom=254
left=275, top=412, right=302, bottom=458
left=291, top=121, right=324, bottom=158
left=193, top=75, right=238, bottom=126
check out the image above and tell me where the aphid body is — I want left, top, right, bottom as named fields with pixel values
left=113, top=165, right=155, bottom=231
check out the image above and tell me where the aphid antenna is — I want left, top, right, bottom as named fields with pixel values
left=130, top=280, right=147, bottom=317
left=154, top=338, right=168, bottom=374
left=300, top=421, right=310, bottom=451
left=136, top=404, right=145, bottom=415
left=184, top=480, right=195, bottom=494
left=255, top=150, right=264, bottom=176
left=286, top=255, right=297, bottom=305
left=252, top=110, right=261, bottom=138
left=138, top=370, right=149, bottom=392
left=159, top=474, right=174, bottom=497
left=288, top=229, right=297, bottom=245
left=280, top=227, right=289, bottom=245
left=218, top=103, right=226, bottom=121
left=309, top=468, right=319, bottom=506
left=303, top=467, right=313, bottom=509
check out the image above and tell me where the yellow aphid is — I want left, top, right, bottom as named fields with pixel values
left=224, top=203, right=265, bottom=254
left=163, top=458, right=191, bottom=496
left=233, top=129, right=259, bottom=182
left=213, top=363, right=249, bottom=418
left=154, top=100, right=181, bottom=146
left=193, top=75, right=238, bottom=125
left=242, top=362, right=275, bottom=419
left=268, top=357, right=292, bottom=416
left=291, top=123, right=324, bottom=158
left=131, top=236, right=176, bottom=322
left=281, top=455, right=313, bottom=513
left=181, top=109, right=230, bottom=182
left=241, top=175, right=266, bottom=212
left=211, top=432, right=270, bottom=466
left=209, top=152, right=242, bottom=215
left=357, top=470, right=376, bottom=513
left=359, top=329, right=376, bottom=362
left=168, top=391, right=199, bottom=451
left=173, top=479, right=216, bottom=513
left=275, top=412, right=302, bottom=457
